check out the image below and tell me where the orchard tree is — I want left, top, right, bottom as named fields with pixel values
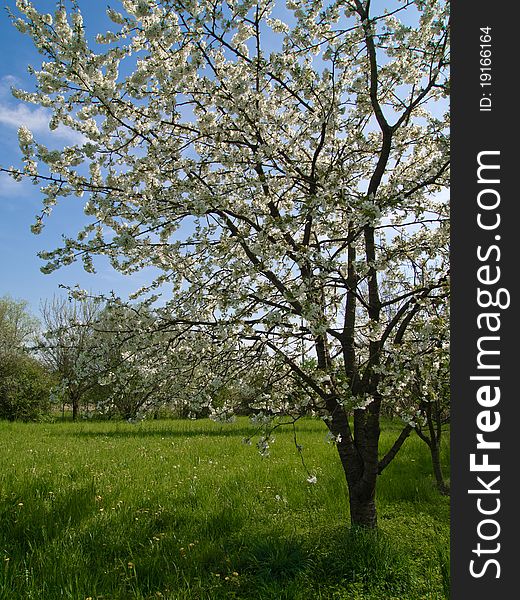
left=83, top=302, right=179, bottom=420
left=413, top=332, right=450, bottom=495
left=39, top=295, right=102, bottom=420
left=3, top=0, right=449, bottom=527
left=379, top=295, right=450, bottom=494
left=85, top=300, right=294, bottom=421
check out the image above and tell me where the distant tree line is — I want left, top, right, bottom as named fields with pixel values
left=1, top=291, right=449, bottom=495
left=0, top=295, right=54, bottom=421
left=0, top=293, right=294, bottom=423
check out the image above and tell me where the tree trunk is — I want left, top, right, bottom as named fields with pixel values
left=419, top=399, right=450, bottom=495
left=430, top=441, right=449, bottom=495
left=349, top=486, right=377, bottom=528
left=71, top=395, right=79, bottom=421
left=334, top=423, right=379, bottom=529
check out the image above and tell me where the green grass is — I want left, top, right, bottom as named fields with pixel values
left=0, top=417, right=449, bottom=599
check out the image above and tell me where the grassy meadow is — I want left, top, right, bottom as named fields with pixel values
left=0, top=417, right=449, bottom=599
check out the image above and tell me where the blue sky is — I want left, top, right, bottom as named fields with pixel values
left=0, top=1, right=155, bottom=317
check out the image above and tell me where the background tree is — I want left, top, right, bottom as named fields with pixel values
left=83, top=303, right=172, bottom=420
left=380, top=297, right=450, bottom=494
left=0, top=353, right=55, bottom=421
left=3, top=0, right=449, bottom=527
left=413, top=340, right=450, bottom=495
left=39, top=295, right=102, bottom=420
left=0, top=295, right=38, bottom=356
left=0, top=295, right=54, bottom=421
left=84, top=300, right=293, bottom=421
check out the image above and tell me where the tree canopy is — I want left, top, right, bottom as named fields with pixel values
left=0, top=295, right=54, bottom=421
left=0, top=295, right=38, bottom=356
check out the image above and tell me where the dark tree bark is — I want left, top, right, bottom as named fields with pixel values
left=429, top=441, right=449, bottom=495
left=326, top=398, right=381, bottom=528
left=71, top=392, right=79, bottom=421
left=349, top=494, right=377, bottom=529
left=416, top=399, right=450, bottom=495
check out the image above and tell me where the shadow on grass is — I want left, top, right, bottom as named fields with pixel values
left=0, top=475, right=311, bottom=597
left=0, top=474, right=432, bottom=600
left=0, top=476, right=97, bottom=556
left=309, top=525, right=413, bottom=593
left=46, top=422, right=324, bottom=440
left=48, top=426, right=258, bottom=439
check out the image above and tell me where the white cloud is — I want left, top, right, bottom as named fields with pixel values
left=0, top=102, right=48, bottom=130
left=0, top=101, right=86, bottom=145
left=0, top=171, right=35, bottom=202
left=0, top=75, right=20, bottom=98
left=0, top=171, right=22, bottom=198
